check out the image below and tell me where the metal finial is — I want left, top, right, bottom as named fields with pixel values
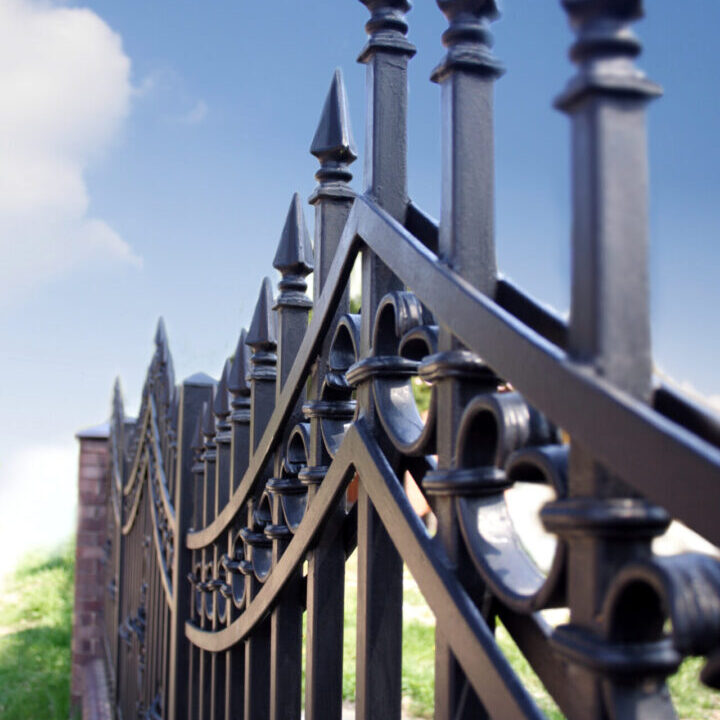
left=562, top=0, right=642, bottom=23
left=556, top=0, right=660, bottom=110
left=113, top=377, right=123, bottom=407
left=432, top=0, right=503, bottom=82
left=112, top=377, right=125, bottom=424
left=228, top=329, right=251, bottom=396
left=191, top=413, right=204, bottom=453
left=214, top=359, right=231, bottom=420
left=311, top=69, right=357, bottom=166
left=273, top=194, right=314, bottom=278
left=246, top=277, right=278, bottom=351
left=201, top=399, right=216, bottom=439
left=358, top=0, right=416, bottom=62
left=155, top=317, right=168, bottom=348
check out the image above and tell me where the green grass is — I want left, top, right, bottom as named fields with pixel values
left=0, top=542, right=75, bottom=720
left=340, top=551, right=720, bottom=719
left=2, top=540, right=718, bottom=719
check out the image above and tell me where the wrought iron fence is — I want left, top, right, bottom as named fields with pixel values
left=99, top=1, right=720, bottom=718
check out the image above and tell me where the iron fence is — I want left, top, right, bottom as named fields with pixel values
left=99, top=1, right=720, bottom=719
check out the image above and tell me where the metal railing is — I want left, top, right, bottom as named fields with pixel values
left=99, top=2, right=720, bottom=719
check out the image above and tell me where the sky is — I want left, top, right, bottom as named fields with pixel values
left=0, top=0, right=718, bottom=579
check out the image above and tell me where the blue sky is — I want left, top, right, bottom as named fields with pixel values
left=0, top=0, right=718, bottom=574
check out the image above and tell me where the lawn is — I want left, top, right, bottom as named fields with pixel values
left=1, top=541, right=718, bottom=719
left=0, top=542, right=75, bottom=720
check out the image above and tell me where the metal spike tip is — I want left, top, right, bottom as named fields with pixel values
left=246, top=277, right=278, bottom=350
left=214, top=360, right=231, bottom=416
left=201, top=400, right=216, bottom=437
left=191, top=413, right=204, bottom=452
left=273, top=193, right=314, bottom=277
left=310, top=68, right=357, bottom=165
left=228, top=329, right=251, bottom=395
left=155, top=317, right=168, bottom=347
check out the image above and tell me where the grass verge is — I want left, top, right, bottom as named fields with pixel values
left=1, top=540, right=718, bottom=719
left=0, top=542, right=75, bottom=720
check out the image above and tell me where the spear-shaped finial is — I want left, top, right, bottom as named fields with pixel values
left=214, top=359, right=232, bottom=431
left=113, top=377, right=123, bottom=413
left=155, top=316, right=168, bottom=348
left=310, top=69, right=356, bottom=203
left=191, top=412, right=204, bottom=456
left=202, top=398, right=216, bottom=442
left=273, top=193, right=314, bottom=279
left=311, top=69, right=357, bottom=167
left=246, top=277, right=278, bottom=352
left=229, top=329, right=251, bottom=399
left=431, top=0, right=503, bottom=82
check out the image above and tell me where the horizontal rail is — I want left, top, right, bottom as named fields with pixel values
left=188, top=195, right=720, bottom=549
left=186, top=421, right=546, bottom=720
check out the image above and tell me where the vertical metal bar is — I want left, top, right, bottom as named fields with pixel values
left=542, top=2, right=668, bottom=718
left=355, top=4, right=415, bottom=719
left=267, top=194, right=313, bottom=720
left=304, top=68, right=356, bottom=720
left=424, top=3, right=503, bottom=718
left=200, top=399, right=217, bottom=720
left=243, top=281, right=278, bottom=720
left=111, top=381, right=126, bottom=714
left=169, top=375, right=214, bottom=720
left=227, top=331, right=251, bottom=720
left=213, top=363, right=232, bottom=719
left=190, top=415, right=206, bottom=720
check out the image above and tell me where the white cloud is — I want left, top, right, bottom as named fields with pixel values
left=0, top=442, right=77, bottom=585
left=0, top=0, right=139, bottom=309
left=179, top=99, right=208, bottom=125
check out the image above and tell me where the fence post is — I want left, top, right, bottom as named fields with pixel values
left=355, top=3, right=416, bottom=720
left=265, top=193, right=313, bottom=720
left=424, top=3, right=503, bottom=718
left=304, top=68, right=356, bottom=720
left=243, top=278, right=278, bottom=720
left=542, top=1, right=672, bottom=717
left=168, top=373, right=214, bottom=720
left=223, top=328, right=251, bottom=719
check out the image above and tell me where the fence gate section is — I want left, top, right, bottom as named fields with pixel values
left=98, top=2, right=720, bottom=719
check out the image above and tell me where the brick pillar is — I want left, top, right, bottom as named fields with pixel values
left=71, top=422, right=110, bottom=714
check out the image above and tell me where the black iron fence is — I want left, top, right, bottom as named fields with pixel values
left=99, top=2, right=720, bottom=718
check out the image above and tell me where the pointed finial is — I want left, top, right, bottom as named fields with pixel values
left=229, top=329, right=251, bottom=397
left=246, top=277, right=278, bottom=351
left=113, top=377, right=123, bottom=408
left=358, top=1, right=416, bottom=62
left=155, top=317, right=167, bottom=346
left=311, top=69, right=357, bottom=166
left=431, top=1, right=503, bottom=83
left=155, top=318, right=169, bottom=363
left=310, top=69, right=356, bottom=203
left=191, top=413, right=204, bottom=453
left=112, top=377, right=125, bottom=425
left=273, top=194, right=314, bottom=278
left=214, top=359, right=231, bottom=421
left=556, top=0, right=660, bottom=111
left=202, top=399, right=216, bottom=440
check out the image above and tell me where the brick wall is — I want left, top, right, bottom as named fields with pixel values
left=71, top=424, right=110, bottom=714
